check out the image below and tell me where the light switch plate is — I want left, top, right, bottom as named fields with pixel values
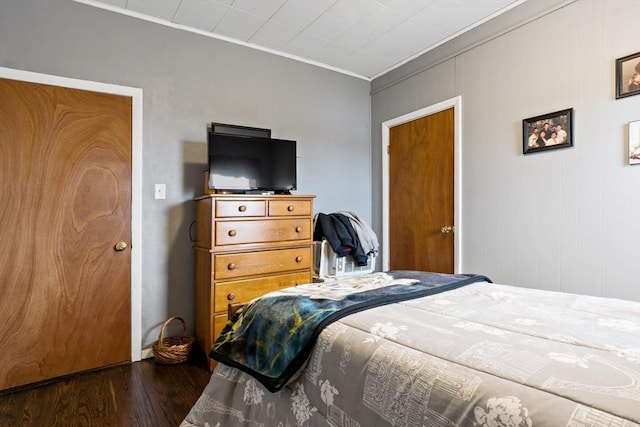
left=155, top=184, right=166, bottom=200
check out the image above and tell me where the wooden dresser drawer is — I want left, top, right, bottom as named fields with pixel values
left=215, top=200, right=266, bottom=218
left=213, top=314, right=228, bottom=342
left=214, top=247, right=312, bottom=280
left=213, top=271, right=310, bottom=312
left=215, top=219, right=311, bottom=246
left=268, top=199, right=312, bottom=216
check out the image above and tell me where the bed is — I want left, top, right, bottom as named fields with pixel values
left=181, top=271, right=640, bottom=427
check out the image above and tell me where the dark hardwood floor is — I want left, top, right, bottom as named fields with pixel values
left=0, top=355, right=211, bottom=427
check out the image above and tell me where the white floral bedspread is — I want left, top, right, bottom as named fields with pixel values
left=182, top=281, right=640, bottom=427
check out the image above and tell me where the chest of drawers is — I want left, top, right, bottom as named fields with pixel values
left=193, top=194, right=314, bottom=369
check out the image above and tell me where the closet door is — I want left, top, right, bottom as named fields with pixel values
left=0, top=78, right=132, bottom=390
left=389, top=108, right=454, bottom=273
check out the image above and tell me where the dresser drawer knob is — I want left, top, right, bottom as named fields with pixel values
left=228, top=229, right=237, bottom=237
left=227, top=263, right=236, bottom=270
left=295, top=256, right=302, bottom=263
left=295, top=226, right=301, bottom=233
left=287, top=205, right=295, bottom=212
left=227, top=293, right=236, bottom=301
left=238, top=205, right=247, bottom=212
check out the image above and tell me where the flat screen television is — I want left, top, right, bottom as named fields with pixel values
left=207, top=132, right=297, bottom=194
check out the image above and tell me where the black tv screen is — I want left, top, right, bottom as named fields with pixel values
left=207, top=132, right=297, bottom=193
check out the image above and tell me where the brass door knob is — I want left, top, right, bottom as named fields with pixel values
left=440, top=226, right=455, bottom=234
left=114, top=242, right=128, bottom=251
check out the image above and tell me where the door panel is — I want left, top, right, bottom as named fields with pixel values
left=0, top=78, right=132, bottom=390
left=389, top=108, right=454, bottom=273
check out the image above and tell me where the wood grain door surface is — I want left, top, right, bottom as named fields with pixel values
left=389, top=108, right=454, bottom=273
left=0, top=78, right=132, bottom=390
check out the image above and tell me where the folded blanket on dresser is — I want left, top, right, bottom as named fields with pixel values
left=210, top=271, right=491, bottom=392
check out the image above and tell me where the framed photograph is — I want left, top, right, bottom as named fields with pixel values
left=630, top=120, right=640, bottom=165
left=523, top=108, right=573, bottom=155
left=616, top=52, right=640, bottom=99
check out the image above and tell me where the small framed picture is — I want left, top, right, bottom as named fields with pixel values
left=630, top=120, right=640, bottom=165
left=523, top=108, right=573, bottom=155
left=616, top=52, right=640, bottom=99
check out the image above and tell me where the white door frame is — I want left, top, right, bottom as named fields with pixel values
left=0, top=67, right=143, bottom=362
left=381, top=96, right=462, bottom=273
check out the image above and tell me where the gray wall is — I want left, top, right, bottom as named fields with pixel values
left=371, top=0, right=640, bottom=301
left=0, top=0, right=371, bottom=349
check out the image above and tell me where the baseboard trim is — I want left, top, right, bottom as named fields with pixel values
left=140, top=348, right=155, bottom=360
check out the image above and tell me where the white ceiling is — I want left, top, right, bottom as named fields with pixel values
left=78, top=0, right=525, bottom=80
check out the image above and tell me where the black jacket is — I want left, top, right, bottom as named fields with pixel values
left=313, top=213, right=368, bottom=266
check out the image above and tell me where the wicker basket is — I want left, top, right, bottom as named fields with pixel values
left=152, top=316, right=195, bottom=364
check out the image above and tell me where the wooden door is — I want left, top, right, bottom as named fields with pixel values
left=389, top=108, right=454, bottom=273
left=0, top=78, right=132, bottom=390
